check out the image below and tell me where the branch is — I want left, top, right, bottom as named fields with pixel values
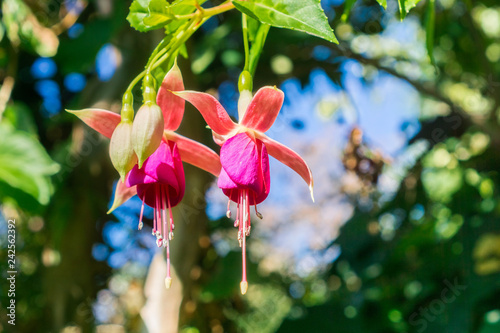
left=327, top=43, right=500, bottom=148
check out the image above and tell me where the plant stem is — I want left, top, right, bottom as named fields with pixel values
left=125, top=0, right=235, bottom=96
left=242, top=13, right=250, bottom=71
left=174, top=1, right=235, bottom=20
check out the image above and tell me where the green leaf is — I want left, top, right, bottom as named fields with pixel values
left=127, top=0, right=160, bottom=32
left=143, top=0, right=172, bottom=28
left=232, top=0, right=338, bottom=44
left=0, top=125, right=60, bottom=206
left=425, top=0, right=435, bottom=64
left=376, top=0, right=387, bottom=9
left=3, top=102, right=38, bottom=136
left=398, top=0, right=422, bottom=20
left=127, top=0, right=206, bottom=32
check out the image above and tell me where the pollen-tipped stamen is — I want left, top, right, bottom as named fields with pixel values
left=226, top=199, right=232, bottom=219
left=138, top=195, right=145, bottom=230
left=166, top=189, right=175, bottom=240
left=155, top=185, right=163, bottom=247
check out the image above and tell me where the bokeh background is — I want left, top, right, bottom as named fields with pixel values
left=1, top=0, right=500, bottom=332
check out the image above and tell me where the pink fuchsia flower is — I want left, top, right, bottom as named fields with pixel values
left=67, top=63, right=221, bottom=288
left=175, top=86, right=314, bottom=294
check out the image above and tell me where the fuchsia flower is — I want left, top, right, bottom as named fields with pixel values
left=175, top=86, right=314, bottom=294
left=67, top=64, right=221, bottom=288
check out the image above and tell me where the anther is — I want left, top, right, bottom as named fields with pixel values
left=169, top=231, right=174, bottom=240
left=165, top=277, right=172, bottom=289
left=234, top=219, right=239, bottom=228
left=138, top=221, right=143, bottom=230
left=226, top=210, right=232, bottom=219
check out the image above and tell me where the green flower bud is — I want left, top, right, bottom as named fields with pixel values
left=110, top=121, right=137, bottom=181
left=132, top=103, right=164, bottom=168
left=238, top=70, right=253, bottom=92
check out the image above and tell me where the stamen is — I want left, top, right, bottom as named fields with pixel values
left=226, top=197, right=232, bottom=219
left=252, top=192, right=263, bottom=219
left=138, top=195, right=145, bottom=230
left=235, top=201, right=240, bottom=228
left=166, top=189, right=174, bottom=236
left=156, top=185, right=162, bottom=240
left=152, top=206, right=157, bottom=236
left=163, top=186, right=172, bottom=289
left=161, top=186, right=168, bottom=247
left=246, top=190, right=251, bottom=236
left=153, top=185, right=158, bottom=235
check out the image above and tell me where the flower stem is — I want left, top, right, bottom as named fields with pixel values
left=124, top=0, right=236, bottom=97
left=242, top=13, right=250, bottom=72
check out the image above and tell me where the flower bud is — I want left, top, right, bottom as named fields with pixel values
left=238, top=70, right=253, bottom=120
left=110, top=121, right=137, bottom=181
left=132, top=103, right=164, bottom=168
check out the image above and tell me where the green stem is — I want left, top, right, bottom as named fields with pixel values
left=242, top=13, right=250, bottom=71
left=174, top=1, right=235, bottom=20
left=248, top=24, right=270, bottom=76
left=146, top=37, right=169, bottom=69
left=125, top=1, right=235, bottom=95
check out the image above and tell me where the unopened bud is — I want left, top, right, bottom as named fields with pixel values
left=110, top=121, right=137, bottom=181
left=238, top=70, right=253, bottom=120
left=132, top=103, right=164, bottom=168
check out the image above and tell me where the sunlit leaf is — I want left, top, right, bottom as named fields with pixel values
left=376, top=0, right=387, bottom=9
left=232, top=0, right=338, bottom=44
left=128, top=0, right=205, bottom=32
left=0, top=125, right=60, bottom=206
left=399, top=0, right=422, bottom=20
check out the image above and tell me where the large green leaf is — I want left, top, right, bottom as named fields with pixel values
left=0, top=124, right=60, bottom=206
left=232, top=0, right=338, bottom=44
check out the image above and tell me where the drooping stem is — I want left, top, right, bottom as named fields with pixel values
left=242, top=13, right=250, bottom=72
left=124, top=1, right=236, bottom=96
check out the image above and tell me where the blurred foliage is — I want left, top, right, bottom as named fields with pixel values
left=1, top=0, right=500, bottom=332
